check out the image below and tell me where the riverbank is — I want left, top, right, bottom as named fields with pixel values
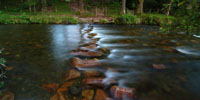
left=0, top=12, right=175, bottom=25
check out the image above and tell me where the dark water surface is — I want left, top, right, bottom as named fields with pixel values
left=0, top=24, right=200, bottom=100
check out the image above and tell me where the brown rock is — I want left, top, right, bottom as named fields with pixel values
left=82, top=77, right=104, bottom=86
left=42, top=83, right=59, bottom=92
left=87, top=33, right=97, bottom=38
left=65, top=69, right=80, bottom=81
left=94, top=89, right=112, bottom=100
left=82, top=70, right=101, bottom=77
left=71, top=57, right=101, bottom=68
left=110, top=86, right=135, bottom=99
left=81, top=89, right=94, bottom=100
left=152, top=64, right=167, bottom=70
left=57, top=81, right=74, bottom=93
left=80, top=44, right=97, bottom=50
left=70, top=51, right=102, bottom=57
left=50, top=92, right=68, bottom=100
left=0, top=91, right=14, bottom=100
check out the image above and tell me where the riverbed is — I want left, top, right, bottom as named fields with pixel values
left=0, top=24, right=200, bottom=100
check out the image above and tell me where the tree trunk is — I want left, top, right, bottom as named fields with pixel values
left=104, top=7, right=107, bottom=16
left=29, top=5, right=32, bottom=13
left=121, top=0, right=126, bottom=14
left=41, top=0, right=47, bottom=12
left=34, top=5, right=36, bottom=13
left=166, top=1, right=173, bottom=16
left=136, top=0, right=144, bottom=15
left=55, top=6, right=58, bottom=12
left=79, top=0, right=84, bottom=13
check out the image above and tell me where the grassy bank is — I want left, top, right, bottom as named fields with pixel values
left=0, top=13, right=78, bottom=24
left=0, top=12, right=177, bottom=25
left=115, top=14, right=176, bottom=25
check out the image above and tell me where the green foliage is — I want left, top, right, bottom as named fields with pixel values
left=0, top=58, right=6, bottom=65
left=141, top=14, right=176, bottom=25
left=100, top=19, right=108, bottom=24
left=115, top=14, right=140, bottom=24
left=0, top=13, right=78, bottom=24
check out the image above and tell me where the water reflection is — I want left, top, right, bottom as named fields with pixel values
left=50, top=25, right=81, bottom=61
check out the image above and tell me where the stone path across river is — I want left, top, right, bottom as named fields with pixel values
left=43, top=24, right=136, bottom=100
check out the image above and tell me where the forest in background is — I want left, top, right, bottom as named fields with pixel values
left=0, top=0, right=200, bottom=34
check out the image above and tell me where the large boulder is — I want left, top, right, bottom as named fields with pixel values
left=71, top=57, right=101, bottom=68
left=110, top=86, right=136, bottom=99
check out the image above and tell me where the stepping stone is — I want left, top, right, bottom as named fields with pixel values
left=70, top=51, right=102, bottom=57
left=94, top=89, right=113, bottom=100
left=64, top=69, right=81, bottom=81
left=71, top=57, right=101, bottom=68
left=110, top=86, right=136, bottom=99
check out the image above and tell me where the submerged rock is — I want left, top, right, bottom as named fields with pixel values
left=65, top=69, right=81, bottom=81
left=42, top=83, right=59, bottom=92
left=69, top=86, right=81, bottom=95
left=152, top=64, right=167, bottom=70
left=0, top=91, right=15, bottom=100
left=81, top=89, right=94, bottom=100
left=50, top=92, right=68, bottom=100
left=110, top=86, right=136, bottom=99
left=71, top=57, right=101, bottom=68
left=57, top=81, right=74, bottom=93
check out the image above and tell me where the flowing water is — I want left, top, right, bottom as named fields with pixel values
left=0, top=24, right=200, bottom=100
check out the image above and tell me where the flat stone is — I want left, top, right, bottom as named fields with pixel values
left=110, top=86, right=135, bottom=99
left=42, top=83, right=59, bottom=92
left=71, top=57, right=101, bottom=68
left=82, top=77, right=104, bottom=86
left=65, top=69, right=80, bottom=81
left=57, top=81, right=74, bottom=93
left=94, top=89, right=113, bottom=100
left=50, top=92, right=68, bottom=100
left=70, top=51, right=102, bottom=57
left=80, top=44, right=97, bottom=50
left=82, top=70, right=101, bottom=77
left=81, top=89, right=94, bottom=100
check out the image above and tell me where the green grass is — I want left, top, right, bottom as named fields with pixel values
left=114, top=13, right=176, bottom=25
left=0, top=13, right=78, bottom=24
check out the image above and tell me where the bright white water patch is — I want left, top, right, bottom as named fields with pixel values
left=98, top=43, right=131, bottom=48
left=111, top=49, right=148, bottom=53
left=193, top=34, right=200, bottom=38
left=123, top=55, right=154, bottom=60
left=176, top=47, right=200, bottom=56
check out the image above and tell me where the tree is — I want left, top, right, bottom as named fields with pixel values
left=136, top=0, right=144, bottom=15
left=121, top=0, right=126, bottom=14
left=26, top=0, right=38, bottom=13
left=79, top=0, right=84, bottom=13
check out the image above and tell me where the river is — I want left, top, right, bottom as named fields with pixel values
left=0, top=24, right=200, bottom=100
